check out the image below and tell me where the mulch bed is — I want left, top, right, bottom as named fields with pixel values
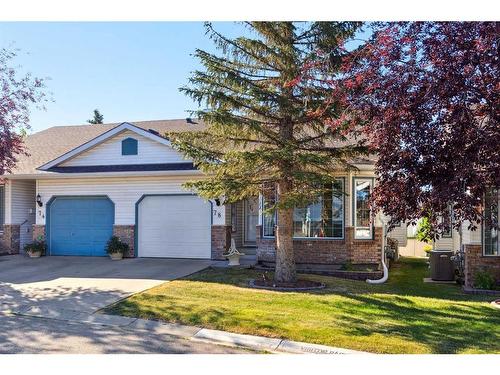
left=249, top=278, right=325, bottom=291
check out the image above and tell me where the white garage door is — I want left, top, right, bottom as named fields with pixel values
left=138, top=195, right=212, bottom=258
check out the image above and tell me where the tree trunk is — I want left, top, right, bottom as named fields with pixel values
left=274, top=179, right=297, bottom=283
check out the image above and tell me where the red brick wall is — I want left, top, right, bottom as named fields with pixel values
left=211, top=225, right=232, bottom=260
left=113, top=225, right=135, bottom=258
left=464, top=244, right=500, bottom=288
left=1, top=224, right=20, bottom=254
left=32, top=225, right=46, bottom=242
left=256, top=226, right=382, bottom=266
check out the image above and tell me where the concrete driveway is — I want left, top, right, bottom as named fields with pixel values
left=0, top=255, right=213, bottom=314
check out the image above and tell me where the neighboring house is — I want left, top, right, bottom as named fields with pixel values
left=0, top=119, right=497, bottom=288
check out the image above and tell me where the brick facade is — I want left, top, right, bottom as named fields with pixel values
left=32, top=225, right=46, bottom=242
left=464, top=244, right=500, bottom=288
left=211, top=225, right=231, bottom=260
left=113, top=225, right=135, bottom=258
left=1, top=224, right=21, bottom=254
left=256, top=226, right=382, bottom=267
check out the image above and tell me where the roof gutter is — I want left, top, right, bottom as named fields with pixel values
left=3, top=169, right=205, bottom=180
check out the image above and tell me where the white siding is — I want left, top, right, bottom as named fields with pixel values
left=4, top=180, right=12, bottom=224
left=36, top=175, right=212, bottom=225
left=462, top=222, right=482, bottom=245
left=387, top=223, right=408, bottom=247
left=434, top=229, right=460, bottom=251
left=5, top=180, right=36, bottom=250
left=61, top=130, right=188, bottom=167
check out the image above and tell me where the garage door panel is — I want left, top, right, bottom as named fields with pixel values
left=138, top=195, right=211, bottom=258
left=49, top=197, right=114, bottom=256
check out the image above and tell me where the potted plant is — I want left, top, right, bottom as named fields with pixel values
left=24, top=240, right=46, bottom=258
left=105, top=236, right=129, bottom=260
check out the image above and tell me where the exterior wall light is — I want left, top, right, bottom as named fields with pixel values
left=36, top=194, right=43, bottom=207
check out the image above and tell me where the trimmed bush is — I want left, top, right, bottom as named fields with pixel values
left=474, top=270, right=496, bottom=290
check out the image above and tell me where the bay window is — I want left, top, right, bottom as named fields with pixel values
left=353, top=178, right=373, bottom=239
left=293, top=179, right=344, bottom=239
left=484, top=187, right=499, bottom=256
left=261, top=178, right=345, bottom=239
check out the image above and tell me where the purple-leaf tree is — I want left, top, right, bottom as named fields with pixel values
left=328, top=22, right=499, bottom=237
left=0, top=48, right=48, bottom=175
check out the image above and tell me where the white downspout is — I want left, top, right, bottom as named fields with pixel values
left=366, top=219, right=389, bottom=284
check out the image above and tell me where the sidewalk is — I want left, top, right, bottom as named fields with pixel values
left=5, top=305, right=366, bottom=354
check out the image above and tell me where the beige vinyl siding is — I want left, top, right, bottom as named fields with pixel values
left=4, top=181, right=11, bottom=224
left=0, top=184, right=5, bottom=225
left=61, top=130, right=188, bottom=167
left=5, top=180, right=36, bottom=250
left=387, top=223, right=408, bottom=247
left=462, top=222, right=482, bottom=245
left=433, top=229, right=460, bottom=251
left=36, top=175, right=206, bottom=225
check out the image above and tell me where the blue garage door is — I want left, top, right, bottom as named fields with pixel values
left=49, top=197, right=114, bottom=256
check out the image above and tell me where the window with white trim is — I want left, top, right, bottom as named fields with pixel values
left=293, top=179, right=344, bottom=239
left=354, top=178, right=373, bottom=239
left=441, top=205, right=453, bottom=238
left=484, top=187, right=499, bottom=256
left=261, top=178, right=345, bottom=239
left=262, top=191, right=276, bottom=237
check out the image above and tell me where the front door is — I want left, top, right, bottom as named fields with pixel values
left=244, top=197, right=258, bottom=245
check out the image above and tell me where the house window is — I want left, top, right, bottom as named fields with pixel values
left=442, top=205, right=453, bottom=238
left=483, top=187, right=499, bottom=256
left=261, top=178, right=345, bottom=239
left=231, top=203, right=237, bottom=233
left=354, top=178, right=373, bottom=239
left=262, top=191, right=276, bottom=238
left=121, top=137, right=138, bottom=155
left=0, top=185, right=4, bottom=225
left=293, top=179, right=344, bottom=239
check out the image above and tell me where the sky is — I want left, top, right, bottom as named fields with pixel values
left=0, top=22, right=244, bottom=133
left=0, top=22, right=370, bottom=133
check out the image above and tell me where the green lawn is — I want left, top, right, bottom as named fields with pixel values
left=104, top=257, right=500, bottom=354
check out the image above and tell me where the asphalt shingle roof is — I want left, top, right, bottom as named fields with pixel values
left=10, top=119, right=206, bottom=175
left=9, top=118, right=374, bottom=176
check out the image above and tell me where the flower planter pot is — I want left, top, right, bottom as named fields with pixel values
left=227, top=253, right=241, bottom=266
left=27, top=251, right=42, bottom=258
left=224, top=238, right=245, bottom=266
left=109, top=253, right=124, bottom=261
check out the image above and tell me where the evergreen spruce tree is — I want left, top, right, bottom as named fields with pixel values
left=88, top=109, right=104, bottom=124
left=168, top=22, right=369, bottom=283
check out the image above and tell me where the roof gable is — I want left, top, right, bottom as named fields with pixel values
left=38, top=122, right=184, bottom=171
